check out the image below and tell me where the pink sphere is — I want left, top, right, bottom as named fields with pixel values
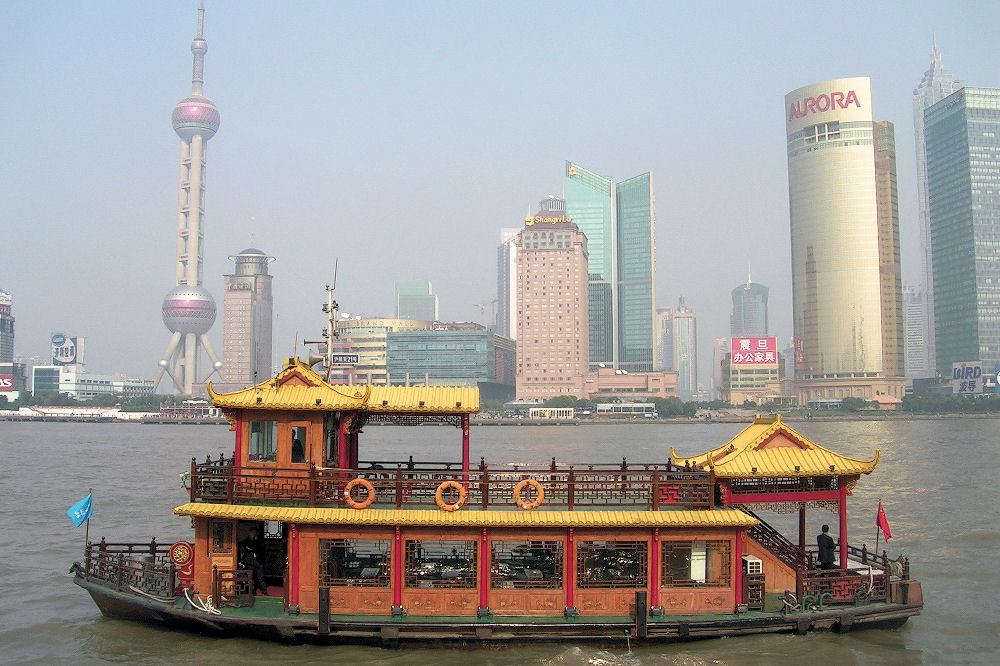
left=172, top=95, right=220, bottom=140
left=162, top=285, right=217, bottom=335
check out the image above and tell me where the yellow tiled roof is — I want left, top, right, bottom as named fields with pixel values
left=173, top=503, right=758, bottom=529
left=207, top=358, right=479, bottom=413
left=670, top=414, right=879, bottom=478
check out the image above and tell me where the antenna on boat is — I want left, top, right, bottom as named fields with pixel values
left=304, top=261, right=340, bottom=381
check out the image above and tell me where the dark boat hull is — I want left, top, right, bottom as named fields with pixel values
left=73, top=573, right=921, bottom=646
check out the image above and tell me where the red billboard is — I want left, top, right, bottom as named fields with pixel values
left=731, top=338, right=778, bottom=366
left=0, top=375, right=13, bottom=391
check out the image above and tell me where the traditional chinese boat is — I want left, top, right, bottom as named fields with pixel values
left=71, top=359, right=922, bottom=645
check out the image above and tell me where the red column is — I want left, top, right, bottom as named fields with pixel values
left=798, top=503, right=806, bottom=567
left=734, top=529, right=744, bottom=606
left=234, top=418, right=243, bottom=469
left=337, top=418, right=349, bottom=470
left=649, top=528, right=660, bottom=610
left=479, top=528, right=489, bottom=611
left=289, top=523, right=300, bottom=607
left=392, top=526, right=403, bottom=609
left=565, top=528, right=576, bottom=612
left=462, top=415, right=471, bottom=474
left=839, top=479, right=848, bottom=568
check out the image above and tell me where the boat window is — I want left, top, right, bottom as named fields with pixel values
left=491, top=540, right=563, bottom=589
left=576, top=540, right=648, bottom=589
left=320, top=538, right=391, bottom=588
left=661, top=540, right=731, bottom=587
left=291, top=426, right=306, bottom=463
left=210, top=520, right=232, bottom=554
left=404, top=539, right=477, bottom=589
left=324, top=413, right=339, bottom=467
left=248, top=421, right=277, bottom=462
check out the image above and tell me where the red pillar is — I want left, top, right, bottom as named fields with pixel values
left=734, top=529, right=744, bottom=606
left=392, top=526, right=403, bottom=610
left=289, top=523, right=300, bottom=608
left=234, top=418, right=243, bottom=469
left=565, top=528, right=576, bottom=612
left=798, top=503, right=806, bottom=567
left=839, top=479, right=848, bottom=568
left=337, top=418, right=349, bottom=470
left=479, top=528, right=489, bottom=611
left=462, top=415, right=471, bottom=473
left=649, top=528, right=660, bottom=610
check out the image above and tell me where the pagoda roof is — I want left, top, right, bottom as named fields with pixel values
left=173, top=503, right=758, bottom=529
left=670, top=414, right=879, bottom=478
left=207, top=357, right=479, bottom=414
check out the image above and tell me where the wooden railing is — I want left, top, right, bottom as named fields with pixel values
left=212, top=565, right=254, bottom=607
left=80, top=538, right=176, bottom=600
left=189, top=456, right=714, bottom=510
left=800, top=567, right=888, bottom=606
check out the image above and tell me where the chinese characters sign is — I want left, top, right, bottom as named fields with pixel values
left=731, top=337, right=778, bottom=366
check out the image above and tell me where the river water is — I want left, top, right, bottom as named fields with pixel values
left=1, top=418, right=997, bottom=664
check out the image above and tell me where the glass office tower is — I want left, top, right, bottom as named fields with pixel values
left=925, top=87, right=1000, bottom=375
left=564, top=162, right=655, bottom=372
left=730, top=282, right=769, bottom=337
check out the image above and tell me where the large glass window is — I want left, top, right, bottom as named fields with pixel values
left=661, top=540, right=731, bottom=587
left=576, top=540, right=648, bottom=589
left=320, top=538, right=391, bottom=587
left=248, top=421, right=277, bottom=461
left=405, top=539, right=477, bottom=589
left=491, top=540, right=563, bottom=589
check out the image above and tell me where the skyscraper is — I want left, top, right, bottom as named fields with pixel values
left=564, top=162, right=655, bottom=373
left=913, top=42, right=962, bottom=377
left=785, top=78, right=905, bottom=404
left=154, top=4, right=222, bottom=395
left=496, top=227, right=521, bottom=340
left=394, top=281, right=439, bottom=322
left=219, top=248, right=275, bottom=390
left=903, top=285, right=930, bottom=378
left=0, top=289, right=13, bottom=363
left=925, top=87, right=1000, bottom=375
left=730, top=280, right=769, bottom=337
left=515, top=207, right=589, bottom=400
left=659, top=298, right=697, bottom=401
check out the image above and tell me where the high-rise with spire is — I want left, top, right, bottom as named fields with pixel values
left=913, top=41, right=962, bottom=377
left=154, top=3, right=223, bottom=395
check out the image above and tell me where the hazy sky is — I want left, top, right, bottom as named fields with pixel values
left=4, top=1, right=999, bottom=387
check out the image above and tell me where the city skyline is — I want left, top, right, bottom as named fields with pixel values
left=5, top=2, right=999, bottom=384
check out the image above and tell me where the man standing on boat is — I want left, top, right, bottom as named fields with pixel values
left=817, top=524, right=836, bottom=569
left=239, top=527, right=267, bottom=595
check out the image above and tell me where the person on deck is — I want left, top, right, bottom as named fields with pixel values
left=817, top=524, right=836, bottom=569
left=239, top=527, right=268, bottom=594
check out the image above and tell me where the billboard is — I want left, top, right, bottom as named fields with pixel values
left=952, top=361, right=984, bottom=394
left=731, top=337, right=778, bottom=366
left=0, top=375, right=12, bottom=391
left=51, top=333, right=84, bottom=366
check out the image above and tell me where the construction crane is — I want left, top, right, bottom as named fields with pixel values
left=475, top=298, right=497, bottom=327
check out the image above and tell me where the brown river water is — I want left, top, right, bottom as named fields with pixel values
left=0, top=418, right=997, bottom=664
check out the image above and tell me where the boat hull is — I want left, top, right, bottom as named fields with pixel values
left=73, top=572, right=921, bottom=646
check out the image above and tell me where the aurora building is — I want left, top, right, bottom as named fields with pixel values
left=785, top=77, right=905, bottom=405
left=564, top=162, right=655, bottom=373
left=218, top=248, right=275, bottom=392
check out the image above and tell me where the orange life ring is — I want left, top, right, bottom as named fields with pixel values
left=435, top=480, right=468, bottom=512
left=343, top=477, right=375, bottom=509
left=514, top=478, right=545, bottom=510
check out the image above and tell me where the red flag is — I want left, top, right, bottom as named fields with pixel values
left=877, top=502, right=892, bottom=541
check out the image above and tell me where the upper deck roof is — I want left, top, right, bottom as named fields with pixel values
left=670, top=414, right=879, bottom=478
left=173, top=502, right=758, bottom=529
left=207, top=357, right=479, bottom=414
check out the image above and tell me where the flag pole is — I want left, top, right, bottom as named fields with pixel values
left=874, top=498, right=881, bottom=560
left=84, top=487, right=92, bottom=551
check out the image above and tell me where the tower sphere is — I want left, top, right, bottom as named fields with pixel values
left=172, top=95, right=220, bottom=140
left=162, top=285, right=217, bottom=335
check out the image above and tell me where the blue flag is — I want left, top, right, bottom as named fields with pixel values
left=66, top=493, right=93, bottom=528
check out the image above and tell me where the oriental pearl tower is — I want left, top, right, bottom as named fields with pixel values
left=154, top=2, right=223, bottom=395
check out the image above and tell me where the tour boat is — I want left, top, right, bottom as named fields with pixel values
left=71, top=358, right=922, bottom=645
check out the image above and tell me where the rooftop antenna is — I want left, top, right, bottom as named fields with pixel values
left=304, top=259, right=340, bottom=381
left=747, top=261, right=752, bottom=289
